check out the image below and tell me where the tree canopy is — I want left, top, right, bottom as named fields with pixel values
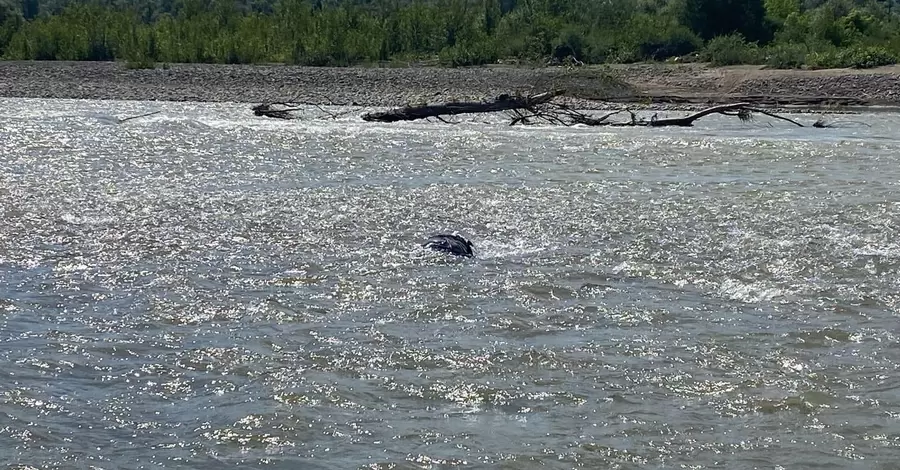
left=0, top=0, right=898, bottom=69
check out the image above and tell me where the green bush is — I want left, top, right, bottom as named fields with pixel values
left=580, top=34, right=618, bottom=63
left=438, top=41, right=497, bottom=67
left=804, top=45, right=896, bottom=69
left=608, top=46, right=643, bottom=64
left=840, top=45, right=896, bottom=68
left=764, top=42, right=808, bottom=68
left=637, top=26, right=703, bottom=61
left=124, top=56, right=156, bottom=69
left=615, top=13, right=703, bottom=62
left=551, top=28, right=586, bottom=61
left=703, top=33, right=762, bottom=66
left=804, top=48, right=842, bottom=68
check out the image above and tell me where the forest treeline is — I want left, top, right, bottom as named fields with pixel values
left=0, top=0, right=898, bottom=69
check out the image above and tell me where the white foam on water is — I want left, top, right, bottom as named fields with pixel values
left=854, top=245, right=900, bottom=257
left=473, top=237, right=553, bottom=260
left=717, top=277, right=791, bottom=303
left=60, top=213, right=117, bottom=225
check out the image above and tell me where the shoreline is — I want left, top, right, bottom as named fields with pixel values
left=2, top=61, right=900, bottom=111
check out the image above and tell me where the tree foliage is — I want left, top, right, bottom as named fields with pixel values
left=0, top=0, right=898, bottom=69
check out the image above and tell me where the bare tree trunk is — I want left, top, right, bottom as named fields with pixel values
left=649, top=103, right=751, bottom=127
left=361, top=90, right=565, bottom=123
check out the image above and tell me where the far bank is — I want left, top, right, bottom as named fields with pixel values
left=1, top=61, right=899, bottom=109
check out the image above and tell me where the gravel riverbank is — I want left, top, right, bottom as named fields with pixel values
left=2, top=60, right=900, bottom=110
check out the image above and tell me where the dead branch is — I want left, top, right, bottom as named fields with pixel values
left=649, top=103, right=751, bottom=127
left=252, top=103, right=302, bottom=120
left=434, top=115, right=459, bottom=125
left=591, top=110, right=626, bottom=124
left=252, top=101, right=358, bottom=120
left=361, top=90, right=565, bottom=123
left=746, top=107, right=805, bottom=127
left=253, top=89, right=361, bottom=120
left=526, top=100, right=834, bottom=129
left=812, top=118, right=871, bottom=128
left=628, top=110, right=640, bottom=125
left=118, top=110, right=161, bottom=123
left=313, top=104, right=358, bottom=120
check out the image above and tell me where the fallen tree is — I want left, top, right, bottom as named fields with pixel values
left=507, top=100, right=844, bottom=128
left=361, top=90, right=564, bottom=123
left=252, top=89, right=862, bottom=128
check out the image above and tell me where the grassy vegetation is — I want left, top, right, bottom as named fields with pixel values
left=0, top=0, right=898, bottom=69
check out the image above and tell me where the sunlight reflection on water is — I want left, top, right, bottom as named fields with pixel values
left=1, top=98, right=899, bottom=469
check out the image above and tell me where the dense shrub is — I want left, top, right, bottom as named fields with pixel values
left=805, top=45, right=896, bottom=69
left=763, top=42, right=809, bottom=68
left=805, top=48, right=842, bottom=68
left=438, top=41, right=497, bottom=67
left=637, top=26, right=703, bottom=61
left=0, top=0, right=897, bottom=69
left=613, top=14, right=703, bottom=62
left=703, top=34, right=762, bottom=65
left=551, top=28, right=586, bottom=61
left=678, top=0, right=771, bottom=42
left=838, top=45, right=896, bottom=68
left=124, top=56, right=156, bottom=69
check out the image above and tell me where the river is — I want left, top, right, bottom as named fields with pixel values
left=1, top=98, right=898, bottom=469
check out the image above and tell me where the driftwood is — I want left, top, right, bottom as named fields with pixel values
left=253, top=101, right=359, bottom=120
left=361, top=90, right=565, bottom=123
left=252, top=89, right=859, bottom=129
left=253, top=102, right=303, bottom=120
left=94, top=110, right=160, bottom=125
left=253, top=91, right=360, bottom=120
left=357, top=91, right=831, bottom=128
left=118, top=110, right=161, bottom=123
left=510, top=100, right=845, bottom=128
left=649, top=103, right=753, bottom=126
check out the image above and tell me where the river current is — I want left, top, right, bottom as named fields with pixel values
left=1, top=99, right=899, bottom=469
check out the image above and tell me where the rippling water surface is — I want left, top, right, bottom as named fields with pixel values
left=2, top=98, right=899, bottom=469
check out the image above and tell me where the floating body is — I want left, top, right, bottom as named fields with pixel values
left=422, top=234, right=475, bottom=258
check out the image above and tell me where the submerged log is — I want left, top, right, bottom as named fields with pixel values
left=253, top=103, right=302, bottom=120
left=361, top=90, right=565, bottom=123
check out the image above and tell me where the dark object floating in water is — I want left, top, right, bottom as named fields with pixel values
left=423, top=234, right=475, bottom=258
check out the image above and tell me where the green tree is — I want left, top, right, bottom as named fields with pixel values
left=765, top=0, right=801, bottom=21
left=22, top=0, right=38, bottom=19
left=677, top=0, right=772, bottom=42
left=0, top=0, right=897, bottom=68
